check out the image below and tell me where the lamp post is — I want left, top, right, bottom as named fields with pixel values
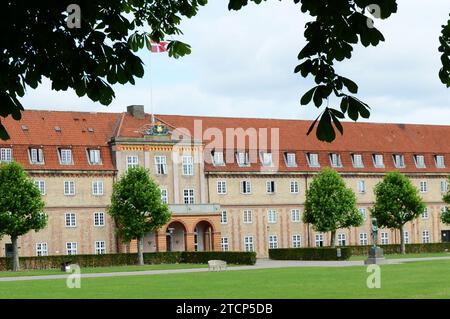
left=168, top=227, right=175, bottom=252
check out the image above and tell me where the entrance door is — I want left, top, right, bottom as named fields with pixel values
left=166, top=235, right=172, bottom=252
left=442, top=230, right=450, bottom=243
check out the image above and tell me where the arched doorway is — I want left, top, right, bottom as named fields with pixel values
left=166, top=221, right=187, bottom=252
left=194, top=221, right=214, bottom=251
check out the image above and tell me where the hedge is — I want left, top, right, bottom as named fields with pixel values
left=348, top=242, right=450, bottom=256
left=269, top=247, right=352, bottom=261
left=0, top=251, right=255, bottom=271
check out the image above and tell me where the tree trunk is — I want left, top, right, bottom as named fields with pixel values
left=11, top=236, right=20, bottom=272
left=330, top=230, right=336, bottom=248
left=400, top=226, right=406, bottom=255
left=137, top=236, right=144, bottom=266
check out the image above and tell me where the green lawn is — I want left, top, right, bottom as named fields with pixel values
left=1, top=260, right=450, bottom=298
left=0, top=263, right=207, bottom=278
left=350, top=252, right=450, bottom=261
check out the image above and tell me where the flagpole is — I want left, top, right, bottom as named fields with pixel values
left=148, top=45, right=155, bottom=126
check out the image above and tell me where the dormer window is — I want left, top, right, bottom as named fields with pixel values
left=236, top=151, right=250, bottom=167
left=88, top=149, right=101, bottom=165
left=435, top=155, right=445, bottom=168
left=352, top=154, right=364, bottom=168
left=59, top=148, right=73, bottom=165
left=414, top=155, right=425, bottom=168
left=212, top=150, right=225, bottom=166
left=0, top=147, right=12, bottom=162
left=285, top=152, right=297, bottom=167
left=393, top=154, right=405, bottom=168
left=260, top=152, right=273, bottom=167
left=307, top=153, right=320, bottom=167
left=329, top=153, right=342, bottom=168
left=373, top=154, right=384, bottom=168
left=29, top=148, right=44, bottom=164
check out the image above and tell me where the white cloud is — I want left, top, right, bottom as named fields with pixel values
left=20, top=0, right=450, bottom=124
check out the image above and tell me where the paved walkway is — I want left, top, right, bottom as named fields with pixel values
left=1, top=256, right=450, bottom=282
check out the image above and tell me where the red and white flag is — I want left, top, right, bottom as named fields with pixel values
left=150, top=41, right=169, bottom=53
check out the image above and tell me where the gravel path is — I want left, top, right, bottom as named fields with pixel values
left=1, top=256, right=449, bottom=282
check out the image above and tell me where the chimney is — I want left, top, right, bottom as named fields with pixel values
left=127, top=105, right=145, bottom=119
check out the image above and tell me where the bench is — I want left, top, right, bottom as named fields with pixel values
left=208, top=260, right=227, bottom=272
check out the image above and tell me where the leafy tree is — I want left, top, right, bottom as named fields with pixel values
left=108, top=166, right=171, bottom=265
left=303, top=168, right=363, bottom=247
left=0, top=162, right=46, bottom=271
left=371, top=171, right=425, bottom=254
left=1, top=1, right=449, bottom=142
left=441, top=177, right=450, bottom=224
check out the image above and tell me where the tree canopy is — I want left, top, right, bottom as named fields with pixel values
left=0, top=1, right=449, bottom=142
left=371, top=171, right=425, bottom=254
left=0, top=162, right=47, bottom=271
left=303, top=167, right=362, bottom=247
left=441, top=178, right=450, bottom=225
left=108, top=166, right=171, bottom=265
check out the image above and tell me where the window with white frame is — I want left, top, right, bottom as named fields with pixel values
left=422, top=230, right=430, bottom=243
left=183, top=189, right=195, bottom=204
left=35, top=180, right=46, bottom=195
left=160, top=188, right=168, bottom=204
left=92, top=181, right=104, bottom=196
left=94, top=212, right=105, bottom=227
left=373, top=154, right=384, bottom=168
left=435, top=155, right=445, bottom=168
left=154, top=156, right=167, bottom=175
left=330, top=153, right=342, bottom=167
left=381, top=232, right=389, bottom=245
left=237, top=151, right=250, bottom=167
left=421, top=207, right=429, bottom=219
left=359, top=208, right=367, bottom=221
left=285, top=152, right=297, bottom=167
left=414, top=155, right=425, bottom=168
left=292, top=235, right=302, bottom=248
left=267, top=209, right=277, bottom=223
left=220, top=210, right=228, bottom=224
left=217, top=181, right=227, bottom=194
left=36, top=242, right=48, bottom=256
left=95, top=241, right=106, bottom=254
left=393, top=154, right=405, bottom=168
left=65, top=212, right=76, bottom=227
left=404, top=231, right=409, bottom=244
left=244, top=236, right=254, bottom=252
left=0, top=147, right=12, bottom=162
left=64, top=181, right=75, bottom=196
left=359, top=233, right=368, bottom=245
left=261, top=152, right=273, bottom=166
left=182, top=155, right=194, bottom=176
left=441, top=180, right=449, bottom=193
left=357, top=180, right=366, bottom=193
left=268, top=235, right=278, bottom=249
left=241, top=180, right=252, bottom=194
left=337, top=233, right=346, bottom=246
left=59, top=148, right=72, bottom=165
left=352, top=154, right=364, bottom=168
left=441, top=206, right=449, bottom=215
left=307, top=153, right=320, bottom=167
left=29, top=148, right=44, bottom=164
left=66, top=242, right=77, bottom=255
left=221, top=237, right=229, bottom=251
left=420, top=181, right=428, bottom=193
left=315, top=233, right=324, bottom=247
left=290, top=180, right=299, bottom=194
left=266, top=180, right=276, bottom=194
left=213, top=151, right=224, bottom=166
left=88, top=149, right=101, bottom=165
left=291, top=209, right=301, bottom=222
left=243, top=210, right=253, bottom=223
left=126, top=155, right=139, bottom=169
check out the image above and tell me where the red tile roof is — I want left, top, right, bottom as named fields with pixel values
left=1, top=110, right=449, bottom=174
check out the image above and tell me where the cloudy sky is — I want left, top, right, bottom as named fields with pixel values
left=21, top=0, right=449, bottom=125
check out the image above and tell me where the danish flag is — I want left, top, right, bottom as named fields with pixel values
left=150, top=41, right=169, bottom=53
